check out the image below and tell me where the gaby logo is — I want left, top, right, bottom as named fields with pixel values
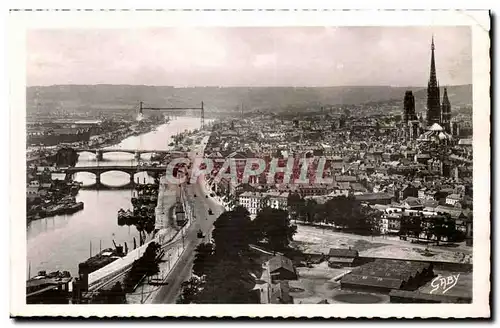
left=430, top=274, right=460, bottom=294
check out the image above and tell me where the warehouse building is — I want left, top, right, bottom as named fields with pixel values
left=340, top=259, right=434, bottom=293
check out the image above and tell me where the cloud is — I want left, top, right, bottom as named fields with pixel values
left=252, top=54, right=277, bottom=68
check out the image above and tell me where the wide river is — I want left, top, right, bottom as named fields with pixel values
left=27, top=117, right=205, bottom=278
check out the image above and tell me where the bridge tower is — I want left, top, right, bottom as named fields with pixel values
left=96, top=150, right=103, bottom=161
left=139, top=101, right=143, bottom=116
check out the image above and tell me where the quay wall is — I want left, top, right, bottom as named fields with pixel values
left=89, top=178, right=190, bottom=291
left=88, top=223, right=184, bottom=290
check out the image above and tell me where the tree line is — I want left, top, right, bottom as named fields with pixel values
left=287, top=193, right=380, bottom=235
left=287, top=193, right=465, bottom=243
left=399, top=213, right=465, bottom=244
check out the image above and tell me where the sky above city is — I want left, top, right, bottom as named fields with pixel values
left=27, top=26, right=472, bottom=87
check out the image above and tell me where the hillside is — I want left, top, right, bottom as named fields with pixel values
left=26, top=84, right=472, bottom=116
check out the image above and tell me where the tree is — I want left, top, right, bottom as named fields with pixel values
left=195, top=259, right=259, bottom=304
left=212, top=206, right=257, bottom=257
left=287, top=192, right=304, bottom=222
left=177, top=276, right=204, bottom=304
left=348, top=206, right=381, bottom=235
left=444, top=216, right=457, bottom=241
left=124, top=242, right=160, bottom=291
left=301, top=198, right=318, bottom=223
left=428, top=214, right=457, bottom=244
left=225, top=194, right=239, bottom=210
left=253, top=207, right=297, bottom=251
left=400, top=215, right=424, bottom=238
left=141, top=242, right=161, bottom=277
left=312, top=203, right=328, bottom=224
left=324, top=195, right=357, bottom=227
left=429, top=216, right=445, bottom=245
left=192, top=243, right=216, bottom=277
left=184, top=206, right=275, bottom=304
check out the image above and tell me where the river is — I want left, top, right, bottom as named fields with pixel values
left=27, top=117, right=206, bottom=278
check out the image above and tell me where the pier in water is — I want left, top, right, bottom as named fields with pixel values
left=27, top=117, right=204, bottom=277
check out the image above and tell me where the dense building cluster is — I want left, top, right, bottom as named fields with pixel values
left=201, top=38, right=473, bottom=244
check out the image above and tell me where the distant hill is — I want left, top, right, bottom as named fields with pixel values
left=26, top=84, right=472, bottom=116
left=412, top=85, right=473, bottom=112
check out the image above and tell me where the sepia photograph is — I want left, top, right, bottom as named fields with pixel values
left=9, top=9, right=490, bottom=318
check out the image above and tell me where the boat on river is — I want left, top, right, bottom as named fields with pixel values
left=117, top=208, right=134, bottom=225
left=78, top=243, right=126, bottom=276
left=44, top=204, right=65, bottom=216
left=42, top=201, right=84, bottom=217
left=66, top=201, right=84, bottom=214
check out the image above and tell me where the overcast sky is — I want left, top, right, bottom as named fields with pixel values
left=27, top=27, right=471, bottom=87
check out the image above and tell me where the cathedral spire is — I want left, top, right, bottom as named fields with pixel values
left=427, top=36, right=441, bottom=126
left=429, top=35, right=437, bottom=89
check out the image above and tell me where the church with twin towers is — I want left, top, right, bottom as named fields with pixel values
left=402, top=37, right=453, bottom=141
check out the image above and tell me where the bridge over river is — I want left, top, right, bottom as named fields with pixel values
left=74, top=148, right=175, bottom=161
left=63, top=165, right=168, bottom=188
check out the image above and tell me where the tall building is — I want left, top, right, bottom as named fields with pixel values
left=403, top=90, right=417, bottom=123
left=441, top=87, right=452, bottom=133
left=426, top=37, right=441, bottom=126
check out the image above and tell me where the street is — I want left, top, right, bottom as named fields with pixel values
left=151, top=179, right=224, bottom=303
left=152, top=136, right=224, bottom=304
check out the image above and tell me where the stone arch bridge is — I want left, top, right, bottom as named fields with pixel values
left=74, top=148, right=171, bottom=161
left=64, top=165, right=167, bottom=188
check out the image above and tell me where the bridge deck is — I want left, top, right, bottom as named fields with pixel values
left=75, top=149, right=171, bottom=153
left=66, top=166, right=168, bottom=173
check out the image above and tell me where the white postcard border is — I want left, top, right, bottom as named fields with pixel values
left=9, top=9, right=490, bottom=318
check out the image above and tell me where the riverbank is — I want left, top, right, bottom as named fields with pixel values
left=27, top=117, right=205, bottom=280
left=28, top=201, right=84, bottom=224
left=27, top=118, right=167, bottom=164
left=26, top=119, right=166, bottom=226
left=26, top=179, right=84, bottom=224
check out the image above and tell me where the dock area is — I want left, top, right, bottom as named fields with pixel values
left=85, top=177, right=187, bottom=294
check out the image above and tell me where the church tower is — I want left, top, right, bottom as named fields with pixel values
left=441, top=87, right=452, bottom=133
left=426, top=36, right=441, bottom=126
left=403, top=90, right=417, bottom=123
